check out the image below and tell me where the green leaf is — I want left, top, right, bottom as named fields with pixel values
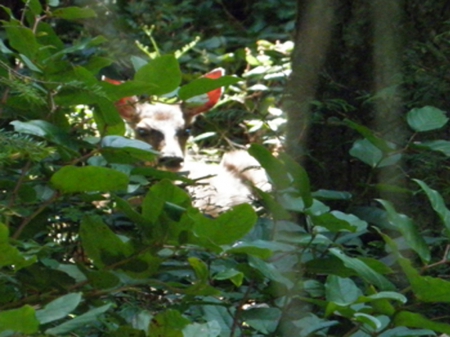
left=377, top=199, right=430, bottom=263
left=241, top=308, right=281, bottom=334
left=379, top=327, right=436, bottom=336
left=27, top=0, right=43, bottom=15
left=178, top=76, right=241, bottom=100
left=148, top=309, right=190, bottom=337
left=188, top=257, right=209, bottom=282
left=86, top=270, right=120, bottom=289
left=225, top=240, right=274, bottom=259
left=134, top=55, right=181, bottom=96
left=248, top=256, right=294, bottom=288
left=399, top=257, right=450, bottom=303
left=0, top=223, right=36, bottom=270
left=79, top=215, right=133, bottom=268
left=344, top=119, right=393, bottom=152
left=11, top=119, right=79, bottom=153
left=354, top=313, right=382, bottom=330
left=35, top=293, right=82, bottom=324
left=45, top=303, right=112, bottom=335
left=407, top=106, right=449, bottom=132
left=325, top=276, right=360, bottom=305
left=329, top=248, right=395, bottom=290
left=182, top=321, right=221, bottom=337
left=312, top=189, right=352, bottom=200
left=415, top=139, right=450, bottom=156
left=350, top=138, right=401, bottom=168
left=357, top=291, right=407, bottom=305
left=394, top=311, right=450, bottom=334
left=51, top=7, right=97, bottom=20
left=4, top=21, right=39, bottom=59
left=101, top=135, right=159, bottom=164
left=51, top=166, right=129, bottom=193
left=0, top=305, right=39, bottom=334
left=191, top=204, right=257, bottom=246
left=311, top=211, right=367, bottom=233
left=413, top=179, right=450, bottom=236
left=213, top=268, right=244, bottom=287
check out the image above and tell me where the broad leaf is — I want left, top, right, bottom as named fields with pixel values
left=329, top=248, right=395, bottom=290
left=377, top=199, right=430, bottom=263
left=399, top=257, right=450, bottom=303
left=45, top=304, right=112, bottom=335
left=407, top=106, right=449, bottom=132
left=325, top=276, right=360, bottom=305
left=148, top=309, right=190, bottom=337
left=179, top=76, right=241, bottom=100
left=413, top=179, right=450, bottom=236
left=350, top=138, right=401, bottom=168
left=191, top=204, right=257, bottom=246
left=241, top=307, right=281, bottom=334
left=0, top=305, right=39, bottom=334
left=36, top=293, right=82, bottom=324
left=0, top=223, right=36, bottom=270
left=394, top=311, right=450, bottom=334
left=4, top=21, right=39, bottom=59
left=415, top=139, right=450, bottom=156
left=79, top=215, right=133, bottom=268
left=51, top=166, right=129, bottom=193
left=51, top=7, right=97, bottom=20
left=134, top=55, right=181, bottom=95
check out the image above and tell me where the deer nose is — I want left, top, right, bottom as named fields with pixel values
left=158, top=156, right=184, bottom=170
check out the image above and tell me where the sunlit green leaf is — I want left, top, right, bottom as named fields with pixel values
left=0, top=305, right=39, bottom=334
left=51, top=166, right=129, bottom=193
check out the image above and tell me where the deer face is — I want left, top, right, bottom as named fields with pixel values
left=104, top=68, right=224, bottom=171
left=126, top=102, right=196, bottom=170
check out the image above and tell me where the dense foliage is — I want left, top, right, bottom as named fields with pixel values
left=2, top=1, right=450, bottom=336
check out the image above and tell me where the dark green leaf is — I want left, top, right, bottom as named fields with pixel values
left=4, top=21, right=39, bottom=59
left=79, top=215, right=133, bottom=268
left=148, top=309, right=190, bottom=337
left=0, top=223, right=36, bottom=270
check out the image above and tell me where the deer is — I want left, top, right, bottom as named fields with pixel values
left=104, top=69, right=270, bottom=216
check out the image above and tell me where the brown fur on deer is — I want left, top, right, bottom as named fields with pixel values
left=104, top=69, right=269, bottom=215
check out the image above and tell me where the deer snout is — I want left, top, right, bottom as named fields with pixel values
left=158, top=155, right=184, bottom=170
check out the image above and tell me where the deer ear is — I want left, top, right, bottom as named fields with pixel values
left=183, top=68, right=225, bottom=116
left=102, top=76, right=138, bottom=120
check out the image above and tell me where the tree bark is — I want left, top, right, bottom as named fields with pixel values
left=284, top=0, right=336, bottom=162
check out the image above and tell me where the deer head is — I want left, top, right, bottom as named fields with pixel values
left=104, top=68, right=224, bottom=171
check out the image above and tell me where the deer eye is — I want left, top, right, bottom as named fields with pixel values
left=177, top=128, right=191, bottom=138
left=135, top=127, right=150, bottom=137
